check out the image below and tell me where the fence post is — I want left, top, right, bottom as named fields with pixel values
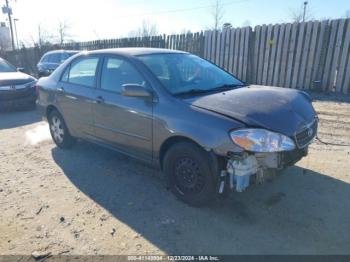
left=247, top=27, right=255, bottom=84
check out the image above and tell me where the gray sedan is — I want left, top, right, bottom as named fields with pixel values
left=37, top=48, right=318, bottom=206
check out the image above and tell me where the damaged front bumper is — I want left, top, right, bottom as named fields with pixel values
left=219, top=147, right=308, bottom=193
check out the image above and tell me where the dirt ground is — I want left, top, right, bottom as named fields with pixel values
left=1, top=94, right=350, bottom=255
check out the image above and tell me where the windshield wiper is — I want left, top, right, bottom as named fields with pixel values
left=174, top=88, right=213, bottom=96
left=212, top=83, right=247, bottom=91
left=174, top=84, right=247, bottom=97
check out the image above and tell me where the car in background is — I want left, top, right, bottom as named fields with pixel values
left=37, top=48, right=318, bottom=206
left=37, top=50, right=79, bottom=77
left=0, top=57, right=37, bottom=110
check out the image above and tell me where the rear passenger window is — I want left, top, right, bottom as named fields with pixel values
left=100, top=57, right=145, bottom=93
left=64, top=57, right=99, bottom=87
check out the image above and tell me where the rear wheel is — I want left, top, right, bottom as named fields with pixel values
left=48, top=110, right=76, bottom=149
left=163, top=142, right=216, bottom=207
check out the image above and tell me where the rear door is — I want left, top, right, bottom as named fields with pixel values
left=92, top=55, right=153, bottom=161
left=56, top=55, right=101, bottom=139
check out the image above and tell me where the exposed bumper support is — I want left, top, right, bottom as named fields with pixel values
left=219, top=148, right=308, bottom=193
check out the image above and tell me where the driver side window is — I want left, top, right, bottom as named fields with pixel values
left=100, top=57, right=145, bottom=94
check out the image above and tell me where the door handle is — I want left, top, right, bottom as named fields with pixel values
left=96, top=96, right=105, bottom=104
left=57, top=87, right=65, bottom=92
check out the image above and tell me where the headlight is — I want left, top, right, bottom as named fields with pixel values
left=25, top=81, right=37, bottom=89
left=230, top=129, right=296, bottom=152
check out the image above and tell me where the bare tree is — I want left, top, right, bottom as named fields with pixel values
left=222, top=23, right=232, bottom=30
left=242, top=20, right=252, bottom=27
left=289, top=2, right=314, bottom=23
left=38, top=25, right=45, bottom=46
left=36, top=24, right=53, bottom=47
left=58, top=20, right=72, bottom=45
left=129, top=20, right=158, bottom=38
left=345, top=10, right=350, bottom=18
left=211, top=0, right=225, bottom=31
left=181, top=29, right=193, bottom=35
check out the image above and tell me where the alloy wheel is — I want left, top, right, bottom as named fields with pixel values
left=51, top=116, right=64, bottom=143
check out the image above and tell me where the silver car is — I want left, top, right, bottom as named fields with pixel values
left=37, top=50, right=79, bottom=78
left=0, top=57, right=37, bottom=110
left=37, top=48, right=318, bottom=206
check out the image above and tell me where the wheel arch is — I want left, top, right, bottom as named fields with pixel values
left=159, top=136, right=222, bottom=175
left=46, top=105, right=73, bottom=135
left=159, top=136, right=202, bottom=169
left=46, top=104, right=60, bottom=119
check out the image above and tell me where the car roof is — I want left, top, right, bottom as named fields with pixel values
left=43, top=50, right=79, bottom=55
left=86, top=48, right=188, bottom=56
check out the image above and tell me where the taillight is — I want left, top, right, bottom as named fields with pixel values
left=35, top=85, right=40, bottom=95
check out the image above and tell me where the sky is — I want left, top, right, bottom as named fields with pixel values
left=0, top=0, right=349, bottom=46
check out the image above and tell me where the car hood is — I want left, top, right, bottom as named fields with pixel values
left=183, top=85, right=317, bottom=137
left=0, top=72, right=36, bottom=86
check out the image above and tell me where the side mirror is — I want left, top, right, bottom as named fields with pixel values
left=17, top=67, right=25, bottom=73
left=122, top=84, right=151, bottom=98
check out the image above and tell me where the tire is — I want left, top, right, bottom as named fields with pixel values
left=48, top=110, right=76, bottom=149
left=163, top=142, right=216, bottom=207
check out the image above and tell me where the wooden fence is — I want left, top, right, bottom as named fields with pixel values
left=62, top=33, right=205, bottom=56
left=1, top=18, right=350, bottom=93
left=203, top=27, right=252, bottom=83
left=202, top=19, right=350, bottom=93
left=0, top=33, right=205, bottom=76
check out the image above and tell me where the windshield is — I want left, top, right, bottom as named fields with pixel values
left=138, top=53, right=244, bottom=95
left=0, top=58, right=16, bottom=73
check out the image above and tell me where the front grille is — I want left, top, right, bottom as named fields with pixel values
left=295, top=119, right=318, bottom=148
left=0, top=86, right=36, bottom=101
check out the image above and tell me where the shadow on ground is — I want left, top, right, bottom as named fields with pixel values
left=51, top=142, right=350, bottom=254
left=0, top=108, right=41, bottom=129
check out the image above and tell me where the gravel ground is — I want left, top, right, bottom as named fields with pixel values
left=1, top=95, right=350, bottom=255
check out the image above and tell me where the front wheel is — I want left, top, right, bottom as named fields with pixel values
left=163, top=142, right=216, bottom=207
left=48, top=110, right=76, bottom=149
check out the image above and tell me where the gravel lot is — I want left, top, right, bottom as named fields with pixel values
left=1, top=94, right=350, bottom=255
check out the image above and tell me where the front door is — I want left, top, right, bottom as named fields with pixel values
left=92, top=56, right=153, bottom=161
